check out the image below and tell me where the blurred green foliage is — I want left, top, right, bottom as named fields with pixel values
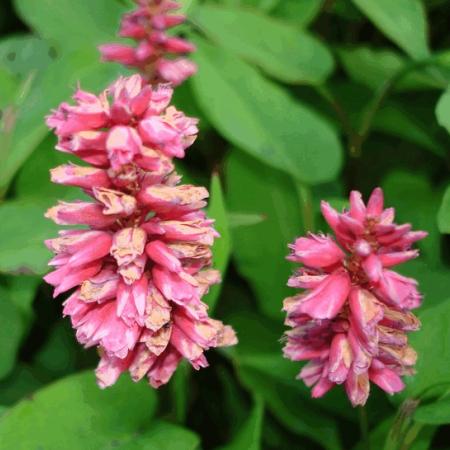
left=1, top=0, right=450, bottom=448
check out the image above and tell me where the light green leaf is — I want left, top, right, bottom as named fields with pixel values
left=0, top=34, right=52, bottom=79
left=228, top=212, right=266, bottom=228
left=0, top=68, right=18, bottom=109
left=437, top=184, right=450, bottom=233
left=192, top=4, right=334, bottom=84
left=0, top=199, right=58, bottom=275
left=436, top=86, right=450, bottom=134
left=225, top=151, right=302, bottom=319
left=14, top=0, right=126, bottom=52
left=192, top=38, right=343, bottom=185
left=219, top=396, right=264, bottom=450
left=415, top=397, right=450, bottom=424
left=204, top=174, right=231, bottom=311
left=351, top=0, right=429, bottom=59
left=0, top=371, right=159, bottom=450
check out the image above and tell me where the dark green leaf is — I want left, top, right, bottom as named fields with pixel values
left=219, top=395, right=264, bottom=450
left=438, top=184, right=450, bottom=233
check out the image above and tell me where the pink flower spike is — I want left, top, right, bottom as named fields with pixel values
left=283, top=187, right=425, bottom=406
left=99, top=0, right=197, bottom=85
left=44, top=72, right=236, bottom=389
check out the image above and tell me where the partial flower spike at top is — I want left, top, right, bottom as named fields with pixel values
left=282, top=188, right=427, bottom=406
left=100, top=0, right=197, bottom=85
left=44, top=74, right=237, bottom=389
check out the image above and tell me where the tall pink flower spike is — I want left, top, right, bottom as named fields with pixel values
left=283, top=188, right=427, bottom=406
left=99, top=0, right=197, bottom=86
left=44, top=74, right=237, bottom=389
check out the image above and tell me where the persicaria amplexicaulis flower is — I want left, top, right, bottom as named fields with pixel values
left=99, top=0, right=197, bottom=86
left=283, top=188, right=427, bottom=406
left=44, top=74, right=237, bottom=389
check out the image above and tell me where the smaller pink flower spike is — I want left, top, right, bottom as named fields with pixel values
left=99, top=0, right=197, bottom=86
left=44, top=74, right=237, bottom=390
left=282, top=187, right=426, bottom=406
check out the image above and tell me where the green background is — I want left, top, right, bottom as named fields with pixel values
left=0, top=0, right=450, bottom=448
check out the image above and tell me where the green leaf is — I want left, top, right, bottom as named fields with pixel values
left=192, top=38, right=343, bottom=185
left=0, top=286, right=27, bottom=379
left=436, top=86, right=450, bottom=134
left=373, top=103, right=446, bottom=158
left=0, top=46, right=122, bottom=194
left=415, top=397, right=450, bottom=424
left=204, top=174, right=232, bottom=311
left=228, top=212, right=266, bottom=228
left=351, top=0, right=429, bottom=59
left=0, top=68, right=18, bottom=109
left=0, top=199, right=58, bottom=275
left=400, top=298, right=450, bottom=400
left=0, top=34, right=53, bottom=80
left=112, top=420, right=200, bottom=450
left=192, top=4, right=334, bottom=84
left=382, top=171, right=441, bottom=266
left=14, top=0, right=126, bottom=52
left=0, top=371, right=160, bottom=450
left=219, top=396, right=264, bottom=450
left=437, top=184, right=450, bottom=233
left=272, top=0, right=323, bottom=27
left=338, top=47, right=444, bottom=92
left=225, top=151, right=302, bottom=319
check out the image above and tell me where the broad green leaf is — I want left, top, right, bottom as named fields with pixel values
left=192, top=4, right=334, bottom=84
left=219, top=396, right=264, bottom=450
left=400, top=298, right=450, bottom=400
left=415, top=397, right=450, bottom=424
left=14, top=0, right=126, bottom=52
left=0, top=34, right=52, bottom=79
left=437, top=184, right=450, bottom=233
left=272, top=0, right=323, bottom=27
left=225, top=151, right=302, bottom=319
left=0, top=371, right=159, bottom=450
left=5, top=275, right=39, bottom=321
left=0, top=285, right=27, bottom=379
left=192, top=38, right=343, bottom=185
left=0, top=199, right=58, bottom=275
left=204, top=174, right=232, bottom=311
left=338, top=47, right=444, bottom=91
left=436, top=86, right=450, bottom=134
left=351, top=0, right=429, bottom=59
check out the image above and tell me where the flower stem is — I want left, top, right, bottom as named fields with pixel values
left=358, top=405, right=370, bottom=450
left=295, top=183, right=315, bottom=233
